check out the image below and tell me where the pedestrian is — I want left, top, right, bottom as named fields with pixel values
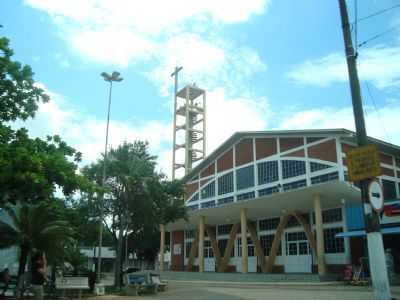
left=0, top=267, right=11, bottom=297
left=31, top=252, right=47, bottom=300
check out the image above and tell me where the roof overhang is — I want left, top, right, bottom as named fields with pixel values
left=166, top=181, right=361, bottom=231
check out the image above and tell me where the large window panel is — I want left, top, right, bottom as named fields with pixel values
left=282, top=160, right=306, bottom=179
left=218, top=172, right=234, bottom=195
left=323, top=227, right=345, bottom=253
left=382, top=179, right=397, bottom=202
left=258, top=161, right=279, bottom=185
left=201, top=181, right=215, bottom=199
left=236, top=165, right=255, bottom=190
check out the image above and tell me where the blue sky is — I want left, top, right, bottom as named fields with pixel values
left=2, top=0, right=400, bottom=177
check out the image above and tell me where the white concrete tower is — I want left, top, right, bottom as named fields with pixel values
left=171, top=68, right=206, bottom=179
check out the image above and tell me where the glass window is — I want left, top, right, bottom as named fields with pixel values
left=311, top=172, right=339, bottom=185
left=217, top=196, right=234, bottom=206
left=201, top=181, right=215, bottom=199
left=237, top=191, right=255, bottom=201
left=185, top=230, right=194, bottom=239
left=237, top=238, right=255, bottom=257
left=188, top=193, right=199, bottom=202
left=298, top=242, right=309, bottom=254
left=283, top=179, right=307, bottom=191
left=186, top=204, right=198, bottom=211
left=203, top=240, right=214, bottom=258
left=258, top=186, right=279, bottom=197
left=217, top=224, right=233, bottom=236
left=201, top=200, right=215, bottom=209
left=323, top=208, right=342, bottom=223
left=258, top=161, right=279, bottom=185
left=323, top=227, right=345, bottom=253
left=259, top=234, right=281, bottom=256
left=185, top=242, right=192, bottom=258
left=382, top=179, right=397, bottom=202
left=310, top=162, right=332, bottom=172
left=236, top=165, right=255, bottom=190
left=218, top=172, right=234, bottom=195
left=312, top=208, right=343, bottom=224
left=282, top=160, right=306, bottom=179
left=259, top=217, right=280, bottom=231
left=218, top=239, right=234, bottom=257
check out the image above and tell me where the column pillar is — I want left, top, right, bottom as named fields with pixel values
left=314, top=194, right=326, bottom=275
left=240, top=208, right=248, bottom=273
left=198, top=216, right=205, bottom=272
left=159, top=224, right=165, bottom=271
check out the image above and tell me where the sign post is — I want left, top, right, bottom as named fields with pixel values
left=368, top=181, right=384, bottom=212
left=347, top=144, right=382, bottom=181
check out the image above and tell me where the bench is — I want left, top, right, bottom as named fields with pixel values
left=55, top=276, right=90, bottom=300
left=150, top=273, right=167, bottom=292
left=124, top=272, right=162, bottom=296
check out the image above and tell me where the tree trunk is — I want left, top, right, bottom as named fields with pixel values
left=114, top=216, right=124, bottom=288
left=16, top=245, right=29, bottom=299
left=18, top=245, right=29, bottom=277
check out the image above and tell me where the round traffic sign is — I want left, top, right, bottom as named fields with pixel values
left=368, top=180, right=384, bottom=212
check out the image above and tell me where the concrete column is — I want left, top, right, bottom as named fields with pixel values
left=159, top=224, right=165, bottom=271
left=198, top=216, right=205, bottom=272
left=240, top=208, right=248, bottom=273
left=314, top=194, right=326, bottom=275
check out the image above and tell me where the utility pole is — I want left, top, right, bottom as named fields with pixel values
left=338, top=1, right=391, bottom=299
left=171, top=66, right=183, bottom=180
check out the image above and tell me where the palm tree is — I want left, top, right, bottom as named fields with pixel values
left=0, top=201, right=74, bottom=280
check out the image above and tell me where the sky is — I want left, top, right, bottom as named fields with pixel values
left=1, top=0, right=400, bottom=178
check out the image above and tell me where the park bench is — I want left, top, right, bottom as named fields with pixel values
left=124, top=271, right=167, bottom=296
left=0, top=275, right=17, bottom=297
left=150, top=273, right=167, bottom=292
left=55, top=276, right=90, bottom=300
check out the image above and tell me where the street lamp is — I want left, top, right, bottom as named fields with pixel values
left=97, top=71, right=123, bottom=283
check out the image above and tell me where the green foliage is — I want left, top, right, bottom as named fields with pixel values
left=82, top=141, right=185, bottom=286
left=63, top=196, right=114, bottom=246
left=0, top=201, right=75, bottom=275
left=0, top=37, right=49, bottom=122
left=0, top=127, right=88, bottom=206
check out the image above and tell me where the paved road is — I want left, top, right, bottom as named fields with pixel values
left=91, top=282, right=400, bottom=300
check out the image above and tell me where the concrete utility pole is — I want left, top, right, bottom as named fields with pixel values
left=338, top=1, right=391, bottom=299
left=171, top=66, right=183, bottom=180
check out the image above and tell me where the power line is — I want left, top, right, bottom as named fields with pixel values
left=364, top=82, right=391, bottom=141
left=358, top=26, right=398, bottom=48
left=356, top=3, right=400, bottom=23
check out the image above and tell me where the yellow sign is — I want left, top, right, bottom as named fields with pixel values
left=347, top=144, right=382, bottom=181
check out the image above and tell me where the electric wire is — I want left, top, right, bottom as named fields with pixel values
left=356, top=3, right=400, bottom=23
left=357, top=26, right=398, bottom=48
left=364, top=82, right=391, bottom=141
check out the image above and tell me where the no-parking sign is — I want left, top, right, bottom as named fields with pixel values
left=368, top=180, right=384, bottom=212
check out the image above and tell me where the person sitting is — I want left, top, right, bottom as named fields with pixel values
left=31, top=252, right=47, bottom=300
left=0, top=268, right=11, bottom=297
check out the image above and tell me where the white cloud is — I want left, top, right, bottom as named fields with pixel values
left=276, top=102, right=400, bottom=146
left=287, top=45, right=400, bottom=90
left=17, top=85, right=172, bottom=167
left=17, top=84, right=270, bottom=179
left=25, top=0, right=268, bottom=95
left=25, top=0, right=268, bottom=33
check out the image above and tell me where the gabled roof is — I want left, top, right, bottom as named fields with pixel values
left=182, top=128, right=400, bottom=182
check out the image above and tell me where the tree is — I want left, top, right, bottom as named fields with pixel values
left=0, top=128, right=87, bottom=207
left=0, top=35, right=88, bottom=207
left=0, top=36, right=48, bottom=122
left=82, top=141, right=185, bottom=288
left=0, top=201, right=74, bottom=280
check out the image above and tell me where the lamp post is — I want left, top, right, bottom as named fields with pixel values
left=97, top=71, right=123, bottom=282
